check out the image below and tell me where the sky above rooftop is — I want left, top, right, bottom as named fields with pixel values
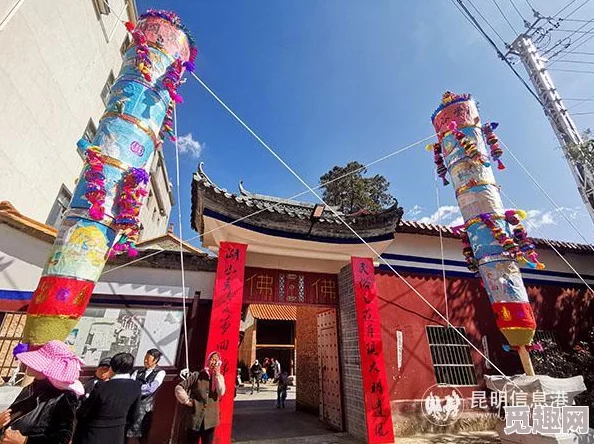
left=136, top=0, right=594, bottom=247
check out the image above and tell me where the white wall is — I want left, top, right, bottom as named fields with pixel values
left=382, top=232, right=594, bottom=286
left=0, top=0, right=169, bottom=242
left=0, top=224, right=215, bottom=300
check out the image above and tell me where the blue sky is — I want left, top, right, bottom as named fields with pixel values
left=137, top=0, right=594, bottom=246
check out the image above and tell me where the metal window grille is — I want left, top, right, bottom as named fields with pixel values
left=0, top=313, right=26, bottom=379
left=426, top=326, right=477, bottom=386
left=120, top=35, right=131, bottom=57
left=533, top=330, right=559, bottom=349
left=46, top=185, right=72, bottom=228
left=82, top=118, right=97, bottom=143
left=100, top=71, right=115, bottom=106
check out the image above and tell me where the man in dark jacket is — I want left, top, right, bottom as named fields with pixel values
left=73, top=353, right=141, bottom=444
left=174, top=351, right=225, bottom=444
left=249, top=360, right=262, bottom=394
left=83, top=357, right=112, bottom=398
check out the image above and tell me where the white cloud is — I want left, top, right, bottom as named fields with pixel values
left=408, top=205, right=423, bottom=217
left=525, top=207, right=583, bottom=229
left=411, top=205, right=586, bottom=235
left=416, top=205, right=461, bottom=226
left=177, top=133, right=203, bottom=158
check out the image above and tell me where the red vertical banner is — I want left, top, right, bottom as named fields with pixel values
left=205, top=242, right=248, bottom=444
left=351, top=257, right=395, bottom=444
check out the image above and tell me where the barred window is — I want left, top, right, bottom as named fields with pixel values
left=100, top=71, right=115, bottom=106
left=533, top=330, right=559, bottom=351
left=426, top=326, right=477, bottom=386
left=120, top=35, right=131, bottom=57
left=82, top=119, right=97, bottom=143
left=0, top=313, right=26, bottom=379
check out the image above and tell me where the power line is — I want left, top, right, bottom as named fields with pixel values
left=467, top=0, right=509, bottom=44
left=524, top=0, right=536, bottom=13
left=554, top=58, right=594, bottom=64
left=551, top=28, right=594, bottom=34
left=553, top=0, right=579, bottom=18
left=573, top=111, right=594, bottom=115
left=452, top=0, right=545, bottom=107
left=509, top=0, right=530, bottom=26
left=549, top=67, right=594, bottom=73
left=550, top=27, right=594, bottom=64
left=490, top=0, right=519, bottom=33
left=559, top=0, right=592, bottom=21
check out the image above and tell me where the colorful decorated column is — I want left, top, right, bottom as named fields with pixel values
left=430, top=92, right=544, bottom=375
left=21, top=10, right=197, bottom=347
left=204, top=241, right=248, bottom=444
left=351, top=257, right=395, bottom=443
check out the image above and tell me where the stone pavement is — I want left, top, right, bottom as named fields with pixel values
left=231, top=383, right=501, bottom=444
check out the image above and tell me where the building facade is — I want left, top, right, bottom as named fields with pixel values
left=0, top=0, right=172, bottom=237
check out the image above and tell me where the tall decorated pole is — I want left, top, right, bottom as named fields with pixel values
left=20, top=10, right=197, bottom=347
left=430, top=92, right=544, bottom=375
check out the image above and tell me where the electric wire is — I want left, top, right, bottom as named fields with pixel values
left=191, top=71, right=526, bottom=388
left=490, top=0, right=519, bottom=33
left=553, top=0, right=579, bottom=18
left=452, top=0, right=546, bottom=107
left=501, top=190, right=594, bottom=294
left=101, top=133, right=435, bottom=276
left=559, top=0, right=592, bottom=21
left=434, top=174, right=450, bottom=323
left=501, top=139, right=594, bottom=249
left=549, top=67, right=594, bottom=73
left=467, top=0, right=509, bottom=44
left=509, top=0, right=529, bottom=25
left=173, top=104, right=190, bottom=377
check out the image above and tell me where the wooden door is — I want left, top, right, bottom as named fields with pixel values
left=317, top=308, right=343, bottom=431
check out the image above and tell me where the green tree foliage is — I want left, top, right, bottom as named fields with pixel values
left=319, top=161, right=395, bottom=215
left=567, top=129, right=594, bottom=171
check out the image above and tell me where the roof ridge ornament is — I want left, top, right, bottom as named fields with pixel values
left=197, top=162, right=215, bottom=185
left=238, top=180, right=251, bottom=196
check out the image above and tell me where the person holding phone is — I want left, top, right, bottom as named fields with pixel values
left=174, top=351, right=225, bottom=444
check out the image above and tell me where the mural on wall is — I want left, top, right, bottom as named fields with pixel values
left=65, top=307, right=183, bottom=367
left=19, top=10, right=197, bottom=348
left=430, top=92, right=543, bottom=374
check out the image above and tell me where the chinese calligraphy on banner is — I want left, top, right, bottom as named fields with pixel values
left=351, top=257, right=395, bottom=443
left=205, top=242, right=248, bottom=444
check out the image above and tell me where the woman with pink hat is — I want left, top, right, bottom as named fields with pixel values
left=0, top=340, right=84, bottom=444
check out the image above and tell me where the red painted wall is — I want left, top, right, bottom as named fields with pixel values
left=374, top=269, right=594, bottom=410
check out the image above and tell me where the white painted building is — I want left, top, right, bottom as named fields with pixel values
left=0, top=0, right=173, bottom=237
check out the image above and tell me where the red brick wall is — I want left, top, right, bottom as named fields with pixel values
left=295, top=306, right=321, bottom=414
left=374, top=268, right=594, bottom=412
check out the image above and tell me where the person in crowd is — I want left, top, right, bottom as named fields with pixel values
left=126, top=349, right=166, bottom=444
left=270, top=357, right=281, bottom=382
left=73, top=352, right=141, bottom=444
left=0, top=340, right=84, bottom=444
left=261, top=358, right=270, bottom=383
left=83, top=357, right=112, bottom=398
left=174, top=351, right=226, bottom=444
left=249, top=360, right=262, bottom=394
left=276, top=371, right=289, bottom=409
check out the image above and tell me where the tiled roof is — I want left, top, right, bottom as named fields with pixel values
left=249, top=304, right=297, bottom=321
left=191, top=163, right=404, bottom=242
left=0, top=201, right=57, bottom=243
left=137, top=231, right=206, bottom=256
left=397, top=219, right=594, bottom=254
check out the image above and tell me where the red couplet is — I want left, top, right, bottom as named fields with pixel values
left=351, top=257, right=395, bottom=444
left=205, top=241, right=248, bottom=444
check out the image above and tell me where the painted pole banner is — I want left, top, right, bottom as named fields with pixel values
left=21, top=10, right=198, bottom=347
left=351, top=257, right=395, bottom=444
left=204, top=241, right=247, bottom=444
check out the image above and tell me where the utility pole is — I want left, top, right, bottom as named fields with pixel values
left=506, top=23, right=594, bottom=223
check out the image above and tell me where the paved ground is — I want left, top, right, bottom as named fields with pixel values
left=231, top=384, right=501, bottom=444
